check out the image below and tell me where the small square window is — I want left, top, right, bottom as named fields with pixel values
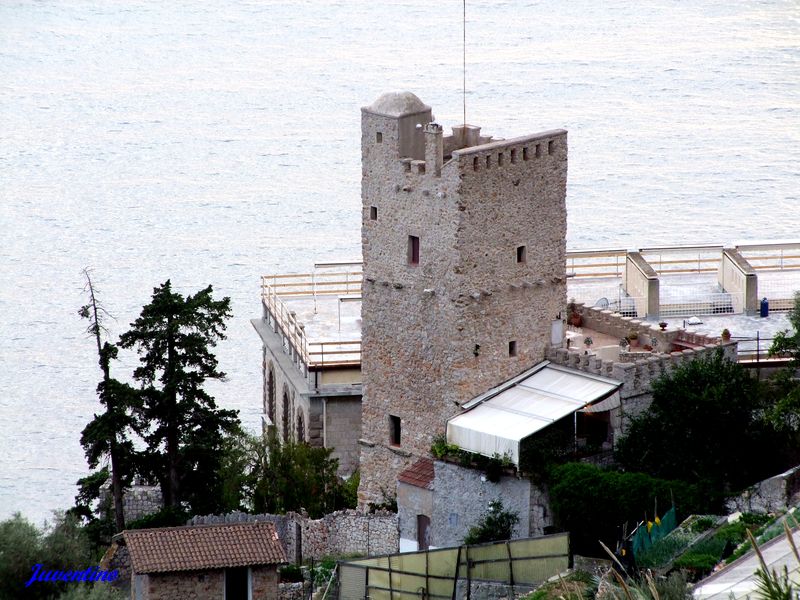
left=548, top=140, right=554, bottom=154
left=376, top=132, right=383, bottom=143
left=516, top=245, right=527, bottom=263
left=370, top=206, right=378, bottom=220
left=389, top=415, right=401, bottom=446
left=508, top=341, right=518, bottom=357
left=408, top=235, right=420, bottom=266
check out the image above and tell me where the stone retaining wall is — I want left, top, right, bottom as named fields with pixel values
left=454, top=579, right=536, bottom=600
left=279, top=581, right=311, bottom=600
left=725, top=465, right=800, bottom=514
left=190, top=509, right=398, bottom=563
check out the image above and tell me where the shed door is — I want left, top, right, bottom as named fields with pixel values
left=417, top=514, right=431, bottom=550
left=225, top=567, right=250, bottom=600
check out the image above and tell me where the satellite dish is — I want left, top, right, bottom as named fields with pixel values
left=594, top=297, right=609, bottom=309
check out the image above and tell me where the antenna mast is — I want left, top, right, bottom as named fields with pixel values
left=463, top=0, right=466, bottom=125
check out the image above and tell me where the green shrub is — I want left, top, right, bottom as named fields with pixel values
left=56, top=584, right=127, bottom=599
left=548, top=462, right=716, bottom=557
left=690, top=517, right=715, bottom=533
left=464, top=500, right=519, bottom=545
left=280, top=564, right=304, bottom=583
left=672, top=552, right=720, bottom=573
left=635, top=530, right=695, bottom=569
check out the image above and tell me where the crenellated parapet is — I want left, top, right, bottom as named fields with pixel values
left=550, top=300, right=737, bottom=398
left=548, top=341, right=736, bottom=399
left=569, top=301, right=723, bottom=348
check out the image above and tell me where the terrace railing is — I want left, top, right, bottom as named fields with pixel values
left=261, top=267, right=363, bottom=369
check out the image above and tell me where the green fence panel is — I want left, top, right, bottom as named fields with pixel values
left=340, top=533, right=570, bottom=600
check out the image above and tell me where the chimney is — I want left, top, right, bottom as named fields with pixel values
left=423, top=123, right=443, bottom=176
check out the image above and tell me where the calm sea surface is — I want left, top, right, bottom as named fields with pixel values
left=1, top=1, right=798, bottom=524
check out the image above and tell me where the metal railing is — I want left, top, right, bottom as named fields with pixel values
left=261, top=268, right=363, bottom=369
left=658, top=291, right=739, bottom=317
left=640, top=245, right=724, bottom=276
left=565, top=248, right=627, bottom=279
left=733, top=335, right=795, bottom=369
left=737, top=242, right=800, bottom=272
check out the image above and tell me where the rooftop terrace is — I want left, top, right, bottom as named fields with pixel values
left=261, top=263, right=362, bottom=370
left=261, top=243, right=800, bottom=373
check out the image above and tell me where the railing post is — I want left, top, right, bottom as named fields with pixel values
left=313, top=272, right=318, bottom=315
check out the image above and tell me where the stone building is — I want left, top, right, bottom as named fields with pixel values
left=358, top=91, right=568, bottom=505
left=117, top=521, right=286, bottom=600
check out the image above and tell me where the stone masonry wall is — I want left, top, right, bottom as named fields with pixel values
left=325, top=396, right=362, bottom=475
left=431, top=461, right=534, bottom=548
left=454, top=580, right=537, bottom=600
left=143, top=566, right=278, bottom=600
left=359, top=93, right=568, bottom=506
left=726, top=465, right=800, bottom=514
left=190, top=510, right=398, bottom=563
left=279, top=581, right=310, bottom=600
left=144, top=570, right=224, bottom=600
left=99, top=481, right=162, bottom=524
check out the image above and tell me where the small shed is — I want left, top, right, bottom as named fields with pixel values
left=122, top=521, right=287, bottom=600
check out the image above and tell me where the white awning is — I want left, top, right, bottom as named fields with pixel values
left=446, top=362, right=621, bottom=464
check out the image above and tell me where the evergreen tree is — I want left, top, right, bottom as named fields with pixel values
left=118, top=281, right=239, bottom=513
left=615, top=350, right=782, bottom=491
left=76, top=269, right=138, bottom=533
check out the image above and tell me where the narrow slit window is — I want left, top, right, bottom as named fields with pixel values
left=548, top=140, right=555, bottom=155
left=376, top=132, right=383, bottom=143
left=485, top=155, right=491, bottom=169
left=370, top=206, right=378, bottom=220
left=389, top=415, right=401, bottom=446
left=508, top=341, right=518, bottom=357
left=498, top=152, right=504, bottom=166
left=473, top=156, right=479, bottom=171
left=523, top=147, right=529, bottom=161
left=535, top=144, right=542, bottom=158
left=516, top=245, right=527, bottom=263
left=510, top=149, right=517, bottom=163
left=408, top=235, right=420, bottom=266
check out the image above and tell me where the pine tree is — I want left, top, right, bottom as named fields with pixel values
left=118, top=280, right=239, bottom=513
left=76, top=269, right=138, bottom=532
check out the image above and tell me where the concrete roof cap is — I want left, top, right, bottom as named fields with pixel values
left=365, top=92, right=431, bottom=117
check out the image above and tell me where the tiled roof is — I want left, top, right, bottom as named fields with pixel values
left=124, top=521, right=286, bottom=574
left=397, top=458, right=434, bottom=490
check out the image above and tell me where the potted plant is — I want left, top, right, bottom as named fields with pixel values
left=583, top=336, right=593, bottom=349
left=721, top=328, right=731, bottom=342
left=627, top=330, right=640, bottom=348
left=659, top=321, right=668, bottom=331
left=567, top=298, right=582, bottom=327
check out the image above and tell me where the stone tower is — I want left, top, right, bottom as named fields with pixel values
left=358, top=92, right=568, bottom=506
